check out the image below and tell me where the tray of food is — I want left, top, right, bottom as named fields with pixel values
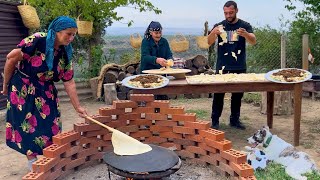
left=186, top=73, right=267, bottom=84
left=265, top=68, right=312, bottom=83
left=121, top=74, right=169, bottom=89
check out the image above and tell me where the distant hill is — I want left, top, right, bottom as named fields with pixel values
left=106, top=27, right=204, bottom=36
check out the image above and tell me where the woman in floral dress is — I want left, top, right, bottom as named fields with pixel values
left=1, top=16, right=88, bottom=170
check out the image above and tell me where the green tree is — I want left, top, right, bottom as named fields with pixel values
left=247, top=26, right=282, bottom=73
left=284, top=0, right=320, bottom=73
left=27, top=0, right=161, bottom=77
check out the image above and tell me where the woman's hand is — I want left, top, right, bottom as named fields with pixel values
left=76, top=106, right=88, bottom=118
left=1, top=83, right=8, bottom=96
left=156, top=58, right=168, bottom=67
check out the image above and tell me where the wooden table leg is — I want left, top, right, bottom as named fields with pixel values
left=267, top=91, right=274, bottom=128
left=293, top=83, right=302, bottom=146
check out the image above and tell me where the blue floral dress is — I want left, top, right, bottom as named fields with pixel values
left=5, top=32, right=74, bottom=156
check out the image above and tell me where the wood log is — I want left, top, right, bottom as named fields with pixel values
left=104, top=69, right=119, bottom=83
left=117, top=92, right=127, bottom=100
left=193, top=55, right=208, bottom=68
left=204, top=68, right=215, bottom=75
left=136, top=65, right=140, bottom=74
left=126, top=73, right=133, bottom=77
left=260, top=91, right=293, bottom=115
left=185, top=59, right=193, bottom=69
left=104, top=83, right=118, bottom=105
left=118, top=84, right=129, bottom=93
left=198, top=66, right=206, bottom=73
left=118, top=71, right=126, bottom=81
left=89, top=77, right=99, bottom=100
left=127, top=66, right=136, bottom=74
left=126, top=90, right=134, bottom=100
left=189, top=67, right=198, bottom=75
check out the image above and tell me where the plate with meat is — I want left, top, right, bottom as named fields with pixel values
left=121, top=74, right=169, bottom=89
left=265, top=68, right=312, bottom=83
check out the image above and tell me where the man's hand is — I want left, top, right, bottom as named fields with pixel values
left=211, top=26, right=222, bottom=36
left=156, top=58, right=168, bottom=67
left=237, top=28, right=248, bottom=37
left=1, top=85, right=8, bottom=96
left=76, top=106, right=88, bottom=118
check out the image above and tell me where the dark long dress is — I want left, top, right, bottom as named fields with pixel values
left=5, top=32, right=74, bottom=156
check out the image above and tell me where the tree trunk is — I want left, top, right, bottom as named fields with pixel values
left=260, top=91, right=293, bottom=115
left=118, top=71, right=126, bottom=81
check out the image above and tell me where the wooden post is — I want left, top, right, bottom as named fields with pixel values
left=302, top=34, right=309, bottom=70
left=281, top=35, right=286, bottom=69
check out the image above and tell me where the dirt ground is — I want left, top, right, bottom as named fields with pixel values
left=0, top=96, right=319, bottom=180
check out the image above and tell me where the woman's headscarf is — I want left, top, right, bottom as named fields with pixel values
left=144, top=21, right=162, bottom=39
left=46, top=16, right=77, bottom=71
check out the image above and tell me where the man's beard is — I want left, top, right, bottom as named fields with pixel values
left=226, top=17, right=236, bottom=23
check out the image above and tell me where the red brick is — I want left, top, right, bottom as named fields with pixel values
left=199, top=129, right=224, bottom=141
left=172, top=139, right=196, bottom=146
left=159, top=132, right=182, bottom=139
left=205, top=138, right=232, bottom=151
left=145, top=113, right=168, bottom=120
left=113, top=100, right=138, bottom=109
left=99, top=107, right=125, bottom=116
left=132, top=107, right=155, bottom=113
left=92, top=140, right=112, bottom=148
left=83, top=129, right=110, bottom=138
left=22, top=172, right=48, bottom=180
left=186, top=158, right=208, bottom=166
left=220, top=161, right=236, bottom=176
left=85, top=115, right=112, bottom=124
left=176, top=150, right=195, bottom=159
left=185, top=120, right=210, bottom=130
left=43, top=143, right=71, bottom=158
left=117, top=125, right=139, bottom=133
left=208, top=153, right=223, bottom=164
left=74, top=122, right=101, bottom=132
left=186, top=146, right=207, bottom=155
left=173, top=126, right=195, bottom=135
left=159, top=142, right=181, bottom=150
left=239, top=176, right=257, bottom=180
left=200, top=155, right=218, bottom=165
left=230, top=162, right=254, bottom=177
left=32, top=157, right=59, bottom=173
left=52, top=130, right=81, bottom=145
left=160, top=106, right=185, bottom=114
left=102, top=133, right=112, bottom=141
left=198, top=142, right=218, bottom=154
left=155, top=120, right=178, bottom=127
left=106, top=120, right=127, bottom=128
left=172, top=113, right=196, bottom=122
left=65, top=157, right=86, bottom=170
left=90, top=152, right=105, bottom=160
left=150, top=125, right=173, bottom=132
left=146, top=100, right=170, bottom=108
left=78, top=148, right=99, bottom=158
left=130, top=94, right=154, bottom=102
left=78, top=137, right=100, bottom=145
left=50, top=168, right=64, bottom=180
left=64, top=146, right=82, bottom=157
left=53, top=157, right=72, bottom=171
left=129, top=119, right=153, bottom=126
left=221, top=149, right=247, bottom=164
left=117, top=113, right=139, bottom=121
left=145, top=136, right=168, bottom=144
left=130, top=130, right=153, bottom=138
left=185, top=134, right=204, bottom=143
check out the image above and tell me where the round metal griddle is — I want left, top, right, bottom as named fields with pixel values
left=103, top=144, right=181, bottom=178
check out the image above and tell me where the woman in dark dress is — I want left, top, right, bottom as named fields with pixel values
left=1, top=16, right=88, bottom=170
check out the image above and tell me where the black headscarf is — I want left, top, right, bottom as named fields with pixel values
left=144, top=21, right=162, bottom=39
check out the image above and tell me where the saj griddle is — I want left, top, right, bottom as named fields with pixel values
left=103, top=144, right=181, bottom=180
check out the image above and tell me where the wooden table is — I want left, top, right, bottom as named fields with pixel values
left=133, top=80, right=303, bottom=146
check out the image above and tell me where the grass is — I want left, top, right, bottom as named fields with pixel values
left=243, top=92, right=261, bottom=106
left=186, top=109, right=209, bottom=120
left=255, top=162, right=320, bottom=180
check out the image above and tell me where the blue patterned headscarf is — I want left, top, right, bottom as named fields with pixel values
left=144, top=21, right=162, bottom=39
left=46, top=16, right=77, bottom=70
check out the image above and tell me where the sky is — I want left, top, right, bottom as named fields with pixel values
left=110, top=0, right=303, bottom=30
